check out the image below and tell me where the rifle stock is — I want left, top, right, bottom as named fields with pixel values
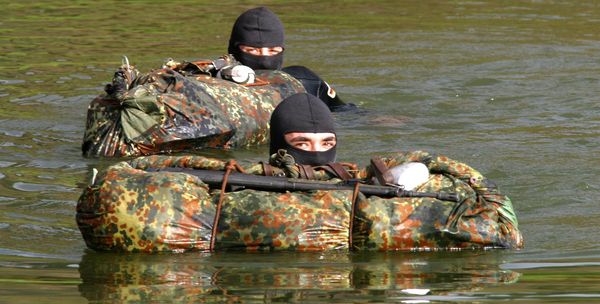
left=153, top=167, right=459, bottom=202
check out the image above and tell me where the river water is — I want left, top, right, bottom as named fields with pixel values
left=1, top=1, right=599, bottom=303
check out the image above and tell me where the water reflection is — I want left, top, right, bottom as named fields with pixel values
left=78, top=250, right=520, bottom=302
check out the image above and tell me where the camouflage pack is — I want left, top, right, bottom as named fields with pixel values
left=82, top=57, right=305, bottom=157
left=76, top=151, right=523, bottom=252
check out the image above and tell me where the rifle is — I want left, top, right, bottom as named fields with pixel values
left=152, top=167, right=460, bottom=202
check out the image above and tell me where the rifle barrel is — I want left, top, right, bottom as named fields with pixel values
left=155, top=168, right=459, bottom=202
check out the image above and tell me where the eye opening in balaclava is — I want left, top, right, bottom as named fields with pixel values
left=228, top=6, right=285, bottom=70
left=269, top=93, right=337, bottom=166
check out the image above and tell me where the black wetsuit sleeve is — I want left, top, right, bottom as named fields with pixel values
left=282, top=65, right=357, bottom=112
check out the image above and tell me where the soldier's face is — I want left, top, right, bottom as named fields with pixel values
left=284, top=132, right=336, bottom=152
left=239, top=44, right=283, bottom=56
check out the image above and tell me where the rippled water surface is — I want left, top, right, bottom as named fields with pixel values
left=1, top=0, right=600, bottom=302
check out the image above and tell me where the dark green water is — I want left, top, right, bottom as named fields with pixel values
left=1, top=0, right=599, bottom=302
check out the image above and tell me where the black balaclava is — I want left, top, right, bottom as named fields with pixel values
left=228, top=7, right=285, bottom=70
left=269, top=93, right=336, bottom=166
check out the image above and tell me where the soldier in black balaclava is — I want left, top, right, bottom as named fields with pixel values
left=269, top=93, right=337, bottom=166
left=228, top=7, right=356, bottom=112
left=228, top=6, right=285, bottom=71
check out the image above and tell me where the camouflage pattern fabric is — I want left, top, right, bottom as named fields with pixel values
left=76, top=151, right=523, bottom=252
left=82, top=65, right=305, bottom=157
left=353, top=151, right=522, bottom=250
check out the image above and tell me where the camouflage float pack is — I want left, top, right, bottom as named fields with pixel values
left=82, top=56, right=305, bottom=157
left=76, top=150, right=523, bottom=252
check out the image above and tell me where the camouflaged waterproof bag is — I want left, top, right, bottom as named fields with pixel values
left=76, top=151, right=523, bottom=252
left=82, top=61, right=305, bottom=157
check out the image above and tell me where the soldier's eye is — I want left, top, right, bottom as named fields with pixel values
left=323, top=140, right=336, bottom=148
left=294, top=142, right=310, bottom=150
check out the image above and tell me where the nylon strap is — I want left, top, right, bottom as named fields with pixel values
left=298, top=164, right=315, bottom=179
left=260, top=161, right=273, bottom=176
left=327, top=163, right=353, bottom=181
left=210, top=160, right=246, bottom=251
left=311, top=163, right=353, bottom=181
left=370, top=157, right=394, bottom=185
left=349, top=182, right=360, bottom=250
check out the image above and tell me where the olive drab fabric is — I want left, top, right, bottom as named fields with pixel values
left=82, top=62, right=305, bottom=157
left=76, top=151, right=523, bottom=252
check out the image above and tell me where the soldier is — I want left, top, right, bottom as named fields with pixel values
left=269, top=92, right=430, bottom=189
left=269, top=92, right=337, bottom=166
left=228, top=6, right=356, bottom=112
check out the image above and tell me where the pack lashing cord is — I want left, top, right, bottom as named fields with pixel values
left=210, top=160, right=246, bottom=251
